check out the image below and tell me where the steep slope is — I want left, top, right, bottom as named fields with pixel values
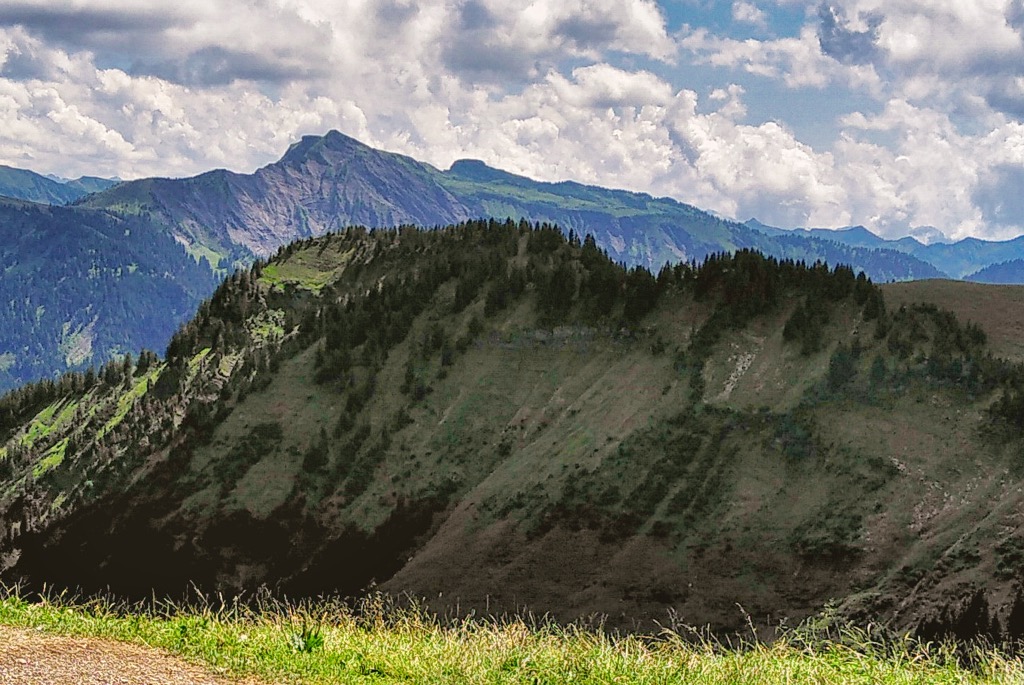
left=83, top=130, right=938, bottom=281
left=0, top=198, right=219, bottom=391
left=2, top=222, right=1024, bottom=640
left=0, top=165, right=117, bottom=205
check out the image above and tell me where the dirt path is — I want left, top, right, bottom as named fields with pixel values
left=0, top=626, right=259, bottom=685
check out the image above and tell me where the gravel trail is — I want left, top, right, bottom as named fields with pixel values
left=0, top=626, right=259, bottom=685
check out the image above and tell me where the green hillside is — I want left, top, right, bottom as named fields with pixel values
left=2, top=220, right=1023, bottom=640
left=0, top=199, right=219, bottom=391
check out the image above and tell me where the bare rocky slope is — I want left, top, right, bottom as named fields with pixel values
left=2, top=222, right=1024, bottom=639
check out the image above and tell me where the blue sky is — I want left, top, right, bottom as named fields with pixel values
left=0, top=1, right=1022, bottom=242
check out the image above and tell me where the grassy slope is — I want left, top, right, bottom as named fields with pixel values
left=2, top=591, right=1021, bottom=685
left=883, top=280, right=1024, bottom=362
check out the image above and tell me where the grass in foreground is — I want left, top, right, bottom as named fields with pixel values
left=1, top=589, right=1023, bottom=684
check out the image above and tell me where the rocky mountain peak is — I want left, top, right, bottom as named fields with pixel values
left=277, top=129, right=367, bottom=167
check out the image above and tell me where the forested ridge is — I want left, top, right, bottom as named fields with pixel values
left=3, top=220, right=1024, bottom=639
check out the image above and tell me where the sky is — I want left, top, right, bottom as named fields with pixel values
left=0, top=1, right=1023, bottom=242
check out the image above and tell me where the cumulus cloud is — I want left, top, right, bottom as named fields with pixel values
left=441, top=0, right=675, bottom=82
left=0, top=1, right=337, bottom=86
left=546, top=64, right=675, bottom=108
left=974, top=165, right=1024, bottom=234
left=680, top=24, right=882, bottom=90
left=732, top=1, right=769, bottom=30
left=815, top=1, right=1024, bottom=115
left=0, top=1, right=675, bottom=174
left=0, top=25, right=354, bottom=178
left=816, top=3, right=880, bottom=64
left=0, top=2, right=189, bottom=48
left=0, top=0, right=1022, bottom=242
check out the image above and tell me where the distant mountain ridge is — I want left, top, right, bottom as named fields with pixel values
left=0, top=165, right=118, bottom=205
left=5, top=133, right=1023, bottom=283
left=78, top=132, right=1024, bottom=282
left=746, top=218, right=1024, bottom=281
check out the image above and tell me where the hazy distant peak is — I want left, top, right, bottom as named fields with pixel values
left=0, top=164, right=116, bottom=204
left=46, top=172, right=119, bottom=187
left=835, top=225, right=878, bottom=239
left=908, top=225, right=950, bottom=245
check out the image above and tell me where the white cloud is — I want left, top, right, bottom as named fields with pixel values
left=0, top=28, right=356, bottom=178
left=0, top=0, right=1022, bottom=242
left=732, top=1, right=769, bottom=30
left=817, top=0, right=1024, bottom=116
left=546, top=64, right=675, bottom=108
left=860, top=0, right=1022, bottom=69
left=680, top=24, right=882, bottom=91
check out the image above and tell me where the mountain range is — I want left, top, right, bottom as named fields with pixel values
left=76, top=131, right=947, bottom=276
left=1, top=130, right=1023, bottom=391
